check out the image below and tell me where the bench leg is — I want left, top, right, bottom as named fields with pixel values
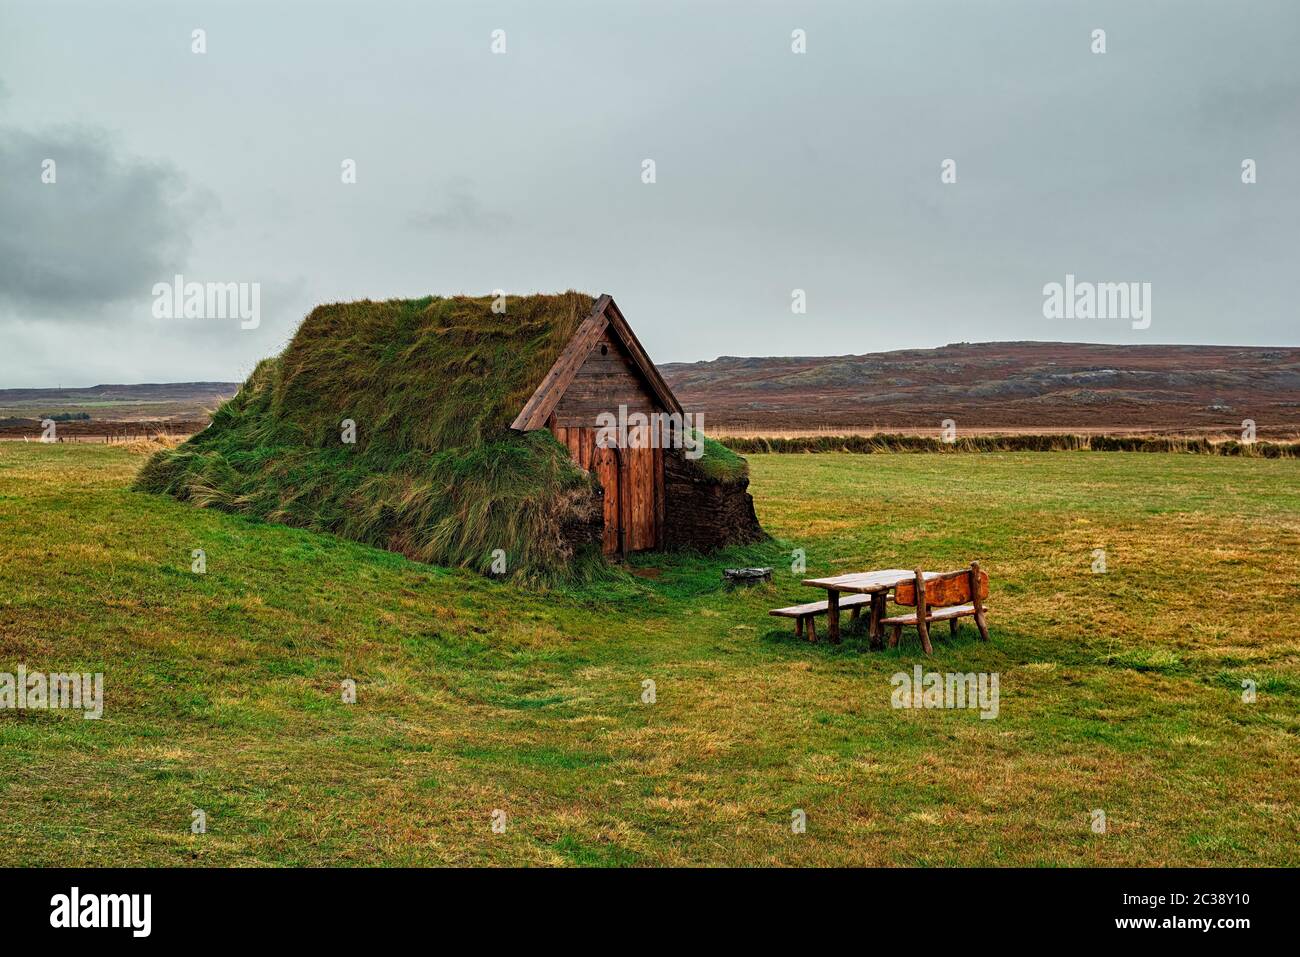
left=826, top=590, right=840, bottom=643
left=949, top=618, right=958, bottom=638
left=807, top=616, right=817, bottom=643
left=917, top=616, right=933, bottom=656
left=795, top=616, right=804, bottom=640
left=889, top=624, right=901, bottom=648
left=849, top=605, right=860, bottom=624
left=970, top=561, right=990, bottom=641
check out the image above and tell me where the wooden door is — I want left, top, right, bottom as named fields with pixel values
left=550, top=424, right=659, bottom=556
left=594, top=441, right=621, bottom=555
left=620, top=426, right=657, bottom=552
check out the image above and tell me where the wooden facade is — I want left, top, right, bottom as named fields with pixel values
left=512, top=296, right=683, bottom=557
left=549, top=422, right=663, bottom=555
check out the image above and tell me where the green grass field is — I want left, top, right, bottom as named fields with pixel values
left=1, top=444, right=1296, bottom=866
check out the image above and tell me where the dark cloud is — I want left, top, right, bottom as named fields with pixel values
left=0, top=125, right=200, bottom=317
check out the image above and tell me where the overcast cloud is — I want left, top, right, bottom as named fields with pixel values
left=1, top=0, right=1296, bottom=388
left=0, top=125, right=197, bottom=312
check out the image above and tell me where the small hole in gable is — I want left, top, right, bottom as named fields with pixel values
left=600, top=345, right=608, bottom=356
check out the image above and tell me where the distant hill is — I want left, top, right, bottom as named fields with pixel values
left=6, top=343, right=1299, bottom=438
left=0, top=382, right=240, bottom=422
left=659, top=342, right=1300, bottom=437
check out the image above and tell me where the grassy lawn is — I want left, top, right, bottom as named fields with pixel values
left=0, top=444, right=1296, bottom=866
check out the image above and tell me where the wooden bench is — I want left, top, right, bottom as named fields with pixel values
left=882, top=562, right=990, bottom=655
left=770, top=593, right=875, bottom=641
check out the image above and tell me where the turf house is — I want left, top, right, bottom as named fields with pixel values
left=138, top=292, right=765, bottom=578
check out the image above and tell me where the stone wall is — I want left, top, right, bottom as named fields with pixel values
left=661, top=449, right=766, bottom=551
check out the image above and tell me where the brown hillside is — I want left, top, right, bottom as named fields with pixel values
left=659, top=342, right=1300, bottom=438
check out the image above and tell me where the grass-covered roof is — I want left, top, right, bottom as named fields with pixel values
left=271, top=292, right=597, bottom=448
left=137, top=292, right=746, bottom=578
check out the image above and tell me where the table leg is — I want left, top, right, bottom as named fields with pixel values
left=869, top=592, right=885, bottom=648
left=827, top=589, right=840, bottom=643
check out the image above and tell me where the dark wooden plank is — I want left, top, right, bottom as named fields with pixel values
left=653, top=442, right=664, bottom=547
left=630, top=437, right=653, bottom=550
left=555, top=382, right=658, bottom=407
left=642, top=441, right=653, bottom=547
left=595, top=444, right=620, bottom=556
left=631, top=443, right=644, bottom=550
left=622, top=444, right=633, bottom=552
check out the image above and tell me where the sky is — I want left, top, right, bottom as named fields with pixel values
left=1, top=0, right=1297, bottom=388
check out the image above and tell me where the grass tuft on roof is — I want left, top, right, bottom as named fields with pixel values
left=136, top=292, right=608, bottom=580
left=693, top=434, right=749, bottom=483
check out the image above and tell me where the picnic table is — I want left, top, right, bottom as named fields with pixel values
left=801, top=569, right=947, bottom=644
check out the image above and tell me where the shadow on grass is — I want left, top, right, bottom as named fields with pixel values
left=758, top=618, right=997, bottom=660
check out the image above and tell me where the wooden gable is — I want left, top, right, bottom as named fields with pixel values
left=510, top=295, right=684, bottom=432
left=552, top=326, right=660, bottom=427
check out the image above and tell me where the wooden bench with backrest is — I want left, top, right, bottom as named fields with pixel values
left=769, top=593, right=874, bottom=641
left=883, top=562, right=990, bottom=655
